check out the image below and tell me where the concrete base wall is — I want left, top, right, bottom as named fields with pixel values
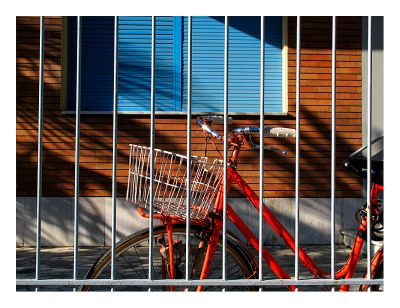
left=16, top=197, right=364, bottom=247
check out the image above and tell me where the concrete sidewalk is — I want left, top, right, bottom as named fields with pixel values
left=16, top=244, right=375, bottom=292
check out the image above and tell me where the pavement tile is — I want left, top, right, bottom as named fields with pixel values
left=16, top=245, right=374, bottom=292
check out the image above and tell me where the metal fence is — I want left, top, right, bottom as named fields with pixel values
left=16, top=16, right=383, bottom=291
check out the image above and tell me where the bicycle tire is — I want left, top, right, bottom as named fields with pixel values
left=359, top=256, right=383, bottom=291
left=80, top=224, right=256, bottom=291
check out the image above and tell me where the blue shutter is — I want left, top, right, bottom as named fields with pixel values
left=228, top=16, right=262, bottom=112
left=67, top=16, right=176, bottom=112
left=67, top=16, right=282, bottom=113
left=182, top=16, right=283, bottom=113
left=118, top=16, right=175, bottom=112
left=264, top=17, right=283, bottom=112
left=67, top=17, right=114, bottom=111
left=66, top=18, right=77, bottom=111
left=182, top=16, right=225, bottom=112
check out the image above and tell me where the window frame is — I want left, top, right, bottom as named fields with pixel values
left=60, top=16, right=288, bottom=115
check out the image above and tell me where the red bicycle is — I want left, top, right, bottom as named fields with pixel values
left=81, top=115, right=383, bottom=291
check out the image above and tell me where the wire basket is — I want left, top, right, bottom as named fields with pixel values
left=126, top=144, right=224, bottom=221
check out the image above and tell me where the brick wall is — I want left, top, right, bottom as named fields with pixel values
left=16, top=16, right=362, bottom=199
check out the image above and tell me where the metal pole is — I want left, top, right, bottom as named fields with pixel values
left=73, top=15, right=82, bottom=286
left=222, top=15, right=229, bottom=288
left=110, top=16, right=119, bottom=289
left=330, top=16, right=336, bottom=289
left=35, top=15, right=45, bottom=289
left=148, top=15, right=156, bottom=284
left=259, top=16, right=265, bottom=290
left=366, top=15, right=372, bottom=291
left=185, top=15, right=192, bottom=283
left=294, top=16, right=301, bottom=287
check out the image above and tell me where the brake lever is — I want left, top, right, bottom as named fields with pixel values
left=265, top=146, right=288, bottom=155
left=245, top=134, right=288, bottom=155
left=253, top=145, right=288, bottom=155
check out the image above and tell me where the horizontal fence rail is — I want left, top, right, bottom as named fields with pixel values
left=16, top=15, right=382, bottom=291
left=17, top=279, right=384, bottom=287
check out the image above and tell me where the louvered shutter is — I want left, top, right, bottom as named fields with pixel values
left=67, top=16, right=176, bottom=112
left=67, top=17, right=115, bottom=111
left=182, top=16, right=283, bottom=113
left=67, top=16, right=283, bottom=113
left=118, top=16, right=176, bottom=112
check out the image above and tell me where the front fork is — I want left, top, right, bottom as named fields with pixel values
left=196, top=171, right=233, bottom=291
left=158, top=218, right=185, bottom=291
left=195, top=218, right=223, bottom=291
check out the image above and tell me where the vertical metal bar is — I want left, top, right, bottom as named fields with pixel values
left=294, top=16, right=301, bottom=287
left=110, top=16, right=119, bottom=289
left=35, top=15, right=45, bottom=288
left=366, top=15, right=372, bottom=290
left=259, top=16, right=265, bottom=290
left=185, top=15, right=192, bottom=283
left=148, top=15, right=156, bottom=284
left=222, top=15, right=229, bottom=288
left=73, top=15, right=82, bottom=286
left=330, top=16, right=336, bottom=289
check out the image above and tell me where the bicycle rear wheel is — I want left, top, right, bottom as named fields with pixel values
left=359, top=257, right=383, bottom=291
left=80, top=224, right=255, bottom=291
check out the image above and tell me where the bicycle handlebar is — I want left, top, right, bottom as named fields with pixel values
left=196, top=115, right=233, bottom=140
left=232, top=126, right=296, bottom=139
left=197, top=115, right=296, bottom=139
left=196, top=115, right=295, bottom=155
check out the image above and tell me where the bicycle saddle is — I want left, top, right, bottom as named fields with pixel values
left=343, top=157, right=383, bottom=185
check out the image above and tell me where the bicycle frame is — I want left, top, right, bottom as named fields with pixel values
left=193, top=140, right=384, bottom=291
left=141, top=128, right=383, bottom=291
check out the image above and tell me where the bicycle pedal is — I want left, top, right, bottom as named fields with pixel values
left=174, top=265, right=184, bottom=279
left=159, top=245, right=168, bottom=259
left=208, top=211, right=222, bottom=220
left=173, top=240, right=185, bottom=257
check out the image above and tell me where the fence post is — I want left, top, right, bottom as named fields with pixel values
left=148, top=15, right=156, bottom=285
left=35, top=16, right=45, bottom=290
left=222, top=16, right=229, bottom=289
left=366, top=15, right=372, bottom=291
left=294, top=15, right=301, bottom=289
left=259, top=16, right=265, bottom=290
left=185, top=15, right=192, bottom=283
left=330, top=15, right=336, bottom=289
left=73, top=15, right=82, bottom=289
left=110, top=16, right=119, bottom=291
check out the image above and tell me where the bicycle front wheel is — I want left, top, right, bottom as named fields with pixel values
left=359, top=249, right=383, bottom=291
left=81, top=224, right=255, bottom=291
